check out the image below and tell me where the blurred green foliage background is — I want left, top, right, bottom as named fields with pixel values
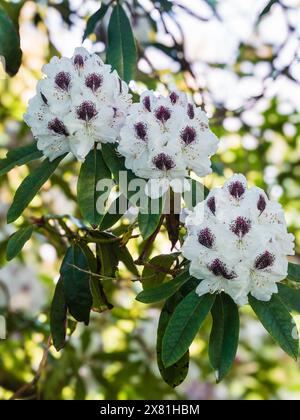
left=0, top=0, right=300, bottom=400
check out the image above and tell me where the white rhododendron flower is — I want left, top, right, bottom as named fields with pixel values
left=118, top=91, right=219, bottom=198
left=182, top=174, right=295, bottom=305
left=24, top=47, right=131, bottom=162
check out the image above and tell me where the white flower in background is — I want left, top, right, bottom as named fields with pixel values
left=24, top=47, right=131, bottom=162
left=182, top=174, right=295, bottom=305
left=0, top=263, right=46, bottom=314
left=118, top=90, right=219, bottom=198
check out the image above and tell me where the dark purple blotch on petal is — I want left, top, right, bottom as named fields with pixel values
left=255, top=251, right=275, bottom=270
left=76, top=101, right=98, bottom=121
left=257, top=194, right=267, bottom=214
left=55, top=71, right=71, bottom=91
left=153, top=153, right=175, bottom=171
left=169, top=91, right=179, bottom=104
left=134, top=122, right=147, bottom=141
left=198, top=228, right=215, bottom=249
left=85, top=73, right=103, bottom=92
left=207, top=196, right=216, bottom=215
left=155, top=106, right=171, bottom=123
left=228, top=181, right=245, bottom=199
left=187, top=103, right=195, bottom=119
left=181, top=126, right=197, bottom=145
left=143, top=96, right=151, bottom=112
left=74, top=54, right=85, bottom=68
left=209, top=259, right=237, bottom=280
left=230, top=216, right=251, bottom=238
left=48, top=118, right=69, bottom=136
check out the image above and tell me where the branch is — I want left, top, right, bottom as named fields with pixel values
left=9, top=336, right=51, bottom=400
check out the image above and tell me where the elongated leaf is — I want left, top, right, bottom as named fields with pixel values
left=95, top=229, right=139, bottom=276
left=209, top=294, right=239, bottom=382
left=156, top=280, right=198, bottom=388
left=101, top=143, right=136, bottom=201
left=157, top=295, right=189, bottom=388
left=116, top=245, right=139, bottom=277
left=6, top=225, right=34, bottom=261
left=61, top=245, right=93, bottom=325
left=249, top=294, right=299, bottom=360
left=0, top=143, right=42, bottom=177
left=142, top=253, right=179, bottom=290
left=278, top=284, right=300, bottom=314
left=50, top=277, right=67, bottom=351
left=136, top=268, right=191, bottom=303
left=99, top=194, right=128, bottom=231
left=162, top=292, right=215, bottom=367
left=288, top=262, right=300, bottom=283
left=139, top=194, right=165, bottom=239
left=77, top=149, right=111, bottom=226
left=7, top=154, right=66, bottom=223
left=97, top=242, right=119, bottom=278
left=107, top=3, right=137, bottom=82
left=80, top=243, right=112, bottom=313
left=138, top=212, right=161, bottom=240
left=0, top=8, right=22, bottom=76
left=83, top=4, right=109, bottom=40
left=0, top=0, right=24, bottom=28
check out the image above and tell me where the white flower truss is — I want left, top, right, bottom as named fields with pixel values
left=24, top=47, right=131, bottom=162
left=182, top=174, right=295, bottom=306
left=118, top=90, right=219, bottom=198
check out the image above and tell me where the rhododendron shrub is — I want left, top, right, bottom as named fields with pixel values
left=1, top=0, right=300, bottom=393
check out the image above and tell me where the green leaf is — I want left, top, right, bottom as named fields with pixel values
left=138, top=212, right=161, bottom=240
left=6, top=225, right=34, bottom=261
left=61, top=245, right=93, bottom=325
left=7, top=154, right=66, bottom=223
left=0, top=7, right=22, bottom=76
left=156, top=278, right=199, bottom=387
left=115, top=245, right=139, bottom=277
left=136, top=268, right=191, bottom=303
left=138, top=194, right=165, bottom=239
left=209, top=294, right=239, bottom=382
left=0, top=0, right=24, bottom=29
left=162, top=292, right=215, bottom=367
left=0, top=143, right=43, bottom=177
left=83, top=4, right=109, bottom=40
left=288, top=262, right=300, bottom=283
left=278, top=284, right=300, bottom=314
left=189, top=179, right=209, bottom=208
left=101, top=143, right=136, bottom=201
left=97, top=241, right=119, bottom=278
left=106, top=3, right=137, bottom=82
left=142, top=253, right=178, bottom=290
left=157, top=291, right=189, bottom=388
left=50, top=277, right=67, bottom=351
left=75, top=376, right=86, bottom=400
left=99, top=194, right=128, bottom=231
left=80, top=243, right=112, bottom=313
left=249, top=294, right=299, bottom=360
left=77, top=148, right=111, bottom=227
